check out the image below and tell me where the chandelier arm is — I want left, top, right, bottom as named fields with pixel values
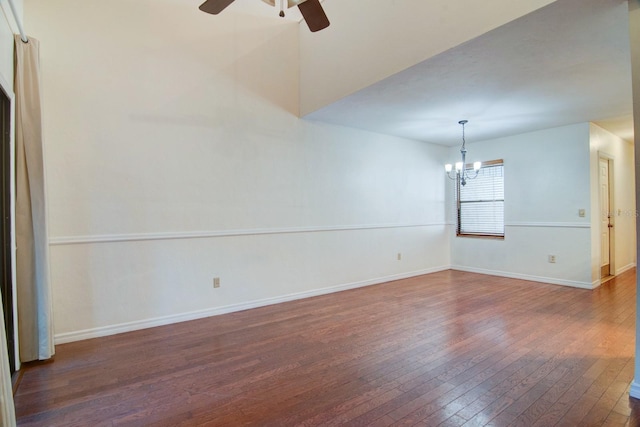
left=465, top=169, right=480, bottom=181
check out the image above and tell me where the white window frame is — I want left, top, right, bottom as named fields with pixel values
left=456, top=159, right=504, bottom=239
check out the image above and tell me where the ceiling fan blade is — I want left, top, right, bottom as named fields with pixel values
left=298, top=0, right=330, bottom=32
left=199, top=0, right=236, bottom=14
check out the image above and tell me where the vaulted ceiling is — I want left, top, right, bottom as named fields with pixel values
left=197, top=0, right=633, bottom=145
left=303, top=0, right=633, bottom=145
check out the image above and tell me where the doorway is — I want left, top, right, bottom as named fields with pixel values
left=0, top=86, right=14, bottom=372
left=599, top=156, right=614, bottom=279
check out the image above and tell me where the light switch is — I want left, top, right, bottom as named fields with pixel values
left=578, top=209, right=586, bottom=218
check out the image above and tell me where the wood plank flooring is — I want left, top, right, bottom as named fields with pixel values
left=12, top=269, right=640, bottom=426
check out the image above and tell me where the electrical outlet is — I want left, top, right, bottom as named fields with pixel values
left=548, top=255, right=557, bottom=263
left=213, top=277, right=220, bottom=288
left=397, top=253, right=402, bottom=261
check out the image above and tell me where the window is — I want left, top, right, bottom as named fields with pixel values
left=456, top=160, right=504, bottom=238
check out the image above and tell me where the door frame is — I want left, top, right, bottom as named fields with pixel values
left=599, top=152, right=615, bottom=279
left=0, top=72, right=19, bottom=372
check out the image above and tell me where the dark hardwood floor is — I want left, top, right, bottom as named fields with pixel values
left=13, top=269, right=640, bottom=426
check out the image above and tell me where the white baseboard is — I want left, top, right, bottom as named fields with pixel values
left=450, top=265, right=595, bottom=289
left=616, top=262, right=636, bottom=276
left=55, top=262, right=619, bottom=345
left=54, top=265, right=450, bottom=344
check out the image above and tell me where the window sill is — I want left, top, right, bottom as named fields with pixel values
left=456, top=233, right=505, bottom=240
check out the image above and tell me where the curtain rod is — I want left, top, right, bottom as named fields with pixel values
left=6, top=0, right=28, bottom=42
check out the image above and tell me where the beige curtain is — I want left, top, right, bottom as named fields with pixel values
left=14, top=35, right=54, bottom=362
left=0, top=302, right=16, bottom=427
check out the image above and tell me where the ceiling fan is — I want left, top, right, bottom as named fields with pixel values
left=199, top=0, right=330, bottom=32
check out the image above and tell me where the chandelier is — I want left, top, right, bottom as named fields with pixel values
left=445, top=120, right=481, bottom=186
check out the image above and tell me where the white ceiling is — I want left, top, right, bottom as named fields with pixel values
left=303, top=0, right=634, bottom=146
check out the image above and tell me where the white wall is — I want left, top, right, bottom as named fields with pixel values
left=450, top=124, right=595, bottom=288
left=23, top=0, right=634, bottom=344
left=25, top=0, right=451, bottom=342
left=628, top=0, right=640, bottom=401
left=0, top=0, right=20, bottom=91
left=589, top=123, right=636, bottom=280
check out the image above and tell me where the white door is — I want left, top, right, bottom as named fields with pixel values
left=599, top=158, right=612, bottom=278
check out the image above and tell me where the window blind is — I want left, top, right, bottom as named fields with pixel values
left=457, top=162, right=504, bottom=237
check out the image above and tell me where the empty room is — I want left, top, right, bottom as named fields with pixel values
left=1, top=0, right=640, bottom=425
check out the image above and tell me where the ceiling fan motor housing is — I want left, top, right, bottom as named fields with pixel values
left=262, top=0, right=309, bottom=8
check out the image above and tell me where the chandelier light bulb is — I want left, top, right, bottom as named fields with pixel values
left=473, top=161, right=481, bottom=171
left=445, top=164, right=452, bottom=173
left=455, top=162, right=463, bottom=171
